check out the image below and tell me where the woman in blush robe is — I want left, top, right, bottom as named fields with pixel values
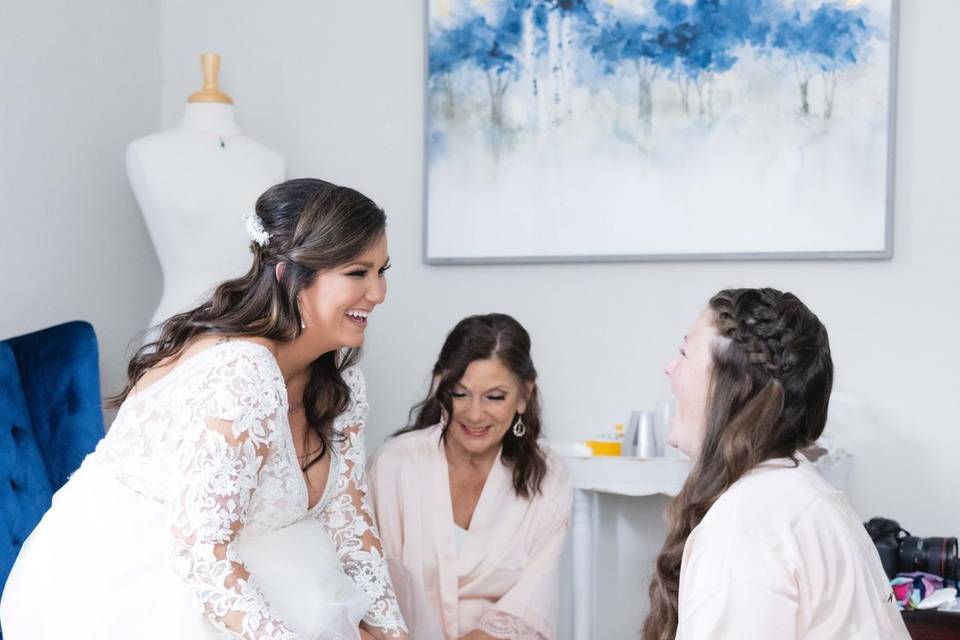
left=368, top=314, right=572, bottom=640
left=642, top=288, right=909, bottom=640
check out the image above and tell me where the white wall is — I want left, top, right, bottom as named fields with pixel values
left=0, top=0, right=163, bottom=397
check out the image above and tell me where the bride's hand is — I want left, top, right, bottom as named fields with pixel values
left=359, top=628, right=377, bottom=640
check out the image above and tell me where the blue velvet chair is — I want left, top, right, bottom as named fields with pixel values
left=0, top=321, right=105, bottom=615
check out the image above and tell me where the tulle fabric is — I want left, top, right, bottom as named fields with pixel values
left=1, top=463, right=369, bottom=639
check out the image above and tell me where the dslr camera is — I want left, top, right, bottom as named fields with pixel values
left=865, top=517, right=959, bottom=582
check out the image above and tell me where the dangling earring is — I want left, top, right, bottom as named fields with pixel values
left=512, top=414, right=526, bottom=438
left=297, top=298, right=306, bottom=331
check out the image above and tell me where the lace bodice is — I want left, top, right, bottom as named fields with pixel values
left=91, top=341, right=406, bottom=639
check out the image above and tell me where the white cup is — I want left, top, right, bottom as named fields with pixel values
left=637, top=410, right=660, bottom=458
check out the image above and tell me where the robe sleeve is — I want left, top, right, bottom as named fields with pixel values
left=477, top=460, right=573, bottom=640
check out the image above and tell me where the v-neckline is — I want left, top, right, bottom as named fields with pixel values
left=220, top=343, right=336, bottom=514
left=287, top=415, right=339, bottom=515
left=300, top=443, right=337, bottom=514
left=441, top=434, right=502, bottom=534
left=120, top=339, right=336, bottom=515
left=266, top=364, right=337, bottom=516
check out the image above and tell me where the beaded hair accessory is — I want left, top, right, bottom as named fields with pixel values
left=244, top=213, right=271, bottom=247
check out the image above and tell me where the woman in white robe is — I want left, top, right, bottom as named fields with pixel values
left=368, top=314, right=572, bottom=640
left=642, top=288, right=909, bottom=640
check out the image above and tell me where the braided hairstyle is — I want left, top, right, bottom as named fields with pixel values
left=109, top=178, right=387, bottom=467
left=642, top=288, right=833, bottom=640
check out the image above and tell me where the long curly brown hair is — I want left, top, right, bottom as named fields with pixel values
left=108, top=178, right=386, bottom=469
left=394, top=313, right=548, bottom=499
left=642, top=288, right=833, bottom=640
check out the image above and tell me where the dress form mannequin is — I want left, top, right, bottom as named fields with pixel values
left=127, top=53, right=285, bottom=328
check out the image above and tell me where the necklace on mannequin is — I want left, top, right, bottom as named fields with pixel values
left=215, top=130, right=243, bottom=149
left=215, top=129, right=244, bottom=149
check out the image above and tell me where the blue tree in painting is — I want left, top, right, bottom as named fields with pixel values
left=540, top=0, right=596, bottom=123
left=428, top=0, right=878, bottom=132
left=651, top=0, right=696, bottom=114
left=686, top=0, right=769, bottom=114
left=773, top=3, right=870, bottom=118
left=514, top=0, right=550, bottom=111
left=773, top=11, right=815, bottom=115
left=479, top=4, right=529, bottom=127
left=428, top=10, right=522, bottom=128
left=476, top=36, right=520, bottom=126
left=430, top=0, right=600, bottom=130
left=808, top=4, right=871, bottom=118
left=591, top=17, right=664, bottom=128
left=429, top=17, right=488, bottom=119
left=654, top=0, right=769, bottom=116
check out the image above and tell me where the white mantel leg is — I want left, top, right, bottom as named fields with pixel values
left=571, top=489, right=594, bottom=640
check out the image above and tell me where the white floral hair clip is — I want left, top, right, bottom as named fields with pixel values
left=245, top=212, right=271, bottom=247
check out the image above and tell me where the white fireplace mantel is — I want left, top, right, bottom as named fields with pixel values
left=562, top=456, right=692, bottom=640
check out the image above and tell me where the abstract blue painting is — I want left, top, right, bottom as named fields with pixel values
left=425, top=0, right=897, bottom=262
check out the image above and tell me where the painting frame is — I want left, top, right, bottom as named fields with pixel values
left=422, top=0, right=899, bottom=265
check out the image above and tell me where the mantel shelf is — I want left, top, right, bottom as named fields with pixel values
left=562, top=455, right=692, bottom=497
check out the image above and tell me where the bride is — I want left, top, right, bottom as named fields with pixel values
left=0, top=178, right=408, bottom=640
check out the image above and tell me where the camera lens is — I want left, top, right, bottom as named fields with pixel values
left=898, top=536, right=959, bottom=579
left=947, top=558, right=960, bottom=583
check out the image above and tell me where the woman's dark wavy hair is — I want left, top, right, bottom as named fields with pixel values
left=394, top=313, right=548, bottom=499
left=108, top=178, right=386, bottom=469
left=642, top=288, right=833, bottom=640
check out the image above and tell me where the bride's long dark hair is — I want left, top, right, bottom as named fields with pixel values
left=108, top=178, right=386, bottom=467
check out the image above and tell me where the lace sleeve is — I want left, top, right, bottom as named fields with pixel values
left=316, top=367, right=408, bottom=638
left=167, top=349, right=299, bottom=640
left=478, top=612, right=544, bottom=640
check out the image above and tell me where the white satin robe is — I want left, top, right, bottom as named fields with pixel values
left=676, top=458, right=910, bottom=640
left=368, top=425, right=572, bottom=640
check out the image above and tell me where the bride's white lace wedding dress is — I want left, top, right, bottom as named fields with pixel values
left=0, top=340, right=407, bottom=639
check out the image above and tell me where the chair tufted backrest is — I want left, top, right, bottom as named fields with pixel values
left=0, top=344, right=53, bottom=595
left=0, top=321, right=104, bottom=610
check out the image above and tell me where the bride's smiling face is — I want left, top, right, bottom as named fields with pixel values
left=298, top=234, right=390, bottom=350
